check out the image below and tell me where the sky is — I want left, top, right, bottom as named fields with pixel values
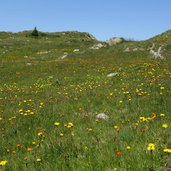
left=0, top=0, right=171, bottom=41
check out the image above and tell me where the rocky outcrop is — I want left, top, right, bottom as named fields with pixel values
left=149, top=43, right=164, bottom=59
left=90, top=43, right=106, bottom=50
left=85, top=33, right=96, bottom=40
left=106, top=37, right=124, bottom=46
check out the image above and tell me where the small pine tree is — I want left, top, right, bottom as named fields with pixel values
left=31, top=27, right=39, bottom=37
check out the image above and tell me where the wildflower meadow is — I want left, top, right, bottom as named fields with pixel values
left=0, top=31, right=171, bottom=171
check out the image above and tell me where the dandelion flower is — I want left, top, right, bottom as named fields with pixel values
left=163, top=148, right=171, bottom=153
left=67, top=122, right=74, bottom=128
left=36, top=158, right=41, bottom=162
left=54, top=122, right=60, bottom=126
left=160, top=86, right=165, bottom=90
left=38, top=132, right=44, bottom=136
left=126, top=146, right=131, bottom=150
left=162, top=124, right=168, bottom=128
left=147, top=143, right=155, bottom=151
left=0, top=160, right=8, bottom=166
left=160, top=113, right=165, bottom=117
left=60, top=133, right=64, bottom=137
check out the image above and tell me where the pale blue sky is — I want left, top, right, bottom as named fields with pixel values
left=0, top=0, right=171, bottom=40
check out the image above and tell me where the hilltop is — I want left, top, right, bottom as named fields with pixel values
left=0, top=29, right=171, bottom=62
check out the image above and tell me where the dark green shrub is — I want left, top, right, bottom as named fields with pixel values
left=31, top=27, right=39, bottom=37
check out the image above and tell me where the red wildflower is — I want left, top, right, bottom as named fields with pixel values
left=115, top=151, right=122, bottom=155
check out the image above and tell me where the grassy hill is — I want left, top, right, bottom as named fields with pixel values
left=0, top=29, right=171, bottom=171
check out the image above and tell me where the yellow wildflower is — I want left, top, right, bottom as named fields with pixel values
left=60, top=133, right=64, bottom=137
left=0, top=160, right=8, bottom=166
left=160, top=87, right=165, bottom=90
left=36, top=158, right=41, bottom=162
left=54, top=122, right=60, bottom=126
left=37, top=132, right=44, bottom=136
left=160, top=113, right=165, bottom=117
left=162, top=124, right=168, bottom=128
left=147, top=143, right=155, bottom=151
left=67, top=122, right=74, bottom=128
left=114, top=125, right=118, bottom=129
left=126, top=146, right=131, bottom=150
left=163, top=148, right=171, bottom=153
left=88, top=128, right=93, bottom=132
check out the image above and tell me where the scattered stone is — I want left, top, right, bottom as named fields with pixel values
left=124, top=48, right=131, bottom=52
left=107, top=72, right=118, bottom=77
left=26, top=63, right=32, bottom=66
left=73, top=49, right=79, bottom=52
left=96, top=113, right=109, bottom=120
left=106, top=37, right=123, bottom=46
left=149, top=43, right=164, bottom=59
left=90, top=43, right=106, bottom=50
left=37, top=51, right=49, bottom=55
left=132, top=48, right=138, bottom=51
left=60, top=52, right=68, bottom=59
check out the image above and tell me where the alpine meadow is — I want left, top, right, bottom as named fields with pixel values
left=0, top=29, right=171, bottom=171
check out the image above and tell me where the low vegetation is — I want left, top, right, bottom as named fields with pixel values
left=0, top=29, right=171, bottom=171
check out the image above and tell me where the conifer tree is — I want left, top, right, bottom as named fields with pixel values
left=31, top=27, right=39, bottom=37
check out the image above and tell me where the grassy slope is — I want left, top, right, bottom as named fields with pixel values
left=0, top=30, right=171, bottom=171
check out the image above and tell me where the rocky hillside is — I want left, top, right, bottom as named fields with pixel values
left=0, top=29, right=171, bottom=61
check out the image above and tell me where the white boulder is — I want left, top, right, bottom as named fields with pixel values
left=73, top=49, right=79, bottom=52
left=96, top=113, right=109, bottom=120
left=124, top=48, right=131, bottom=52
left=106, top=37, right=123, bottom=46
left=107, top=72, right=118, bottom=77
left=90, top=43, right=106, bottom=50
left=60, top=52, right=68, bottom=59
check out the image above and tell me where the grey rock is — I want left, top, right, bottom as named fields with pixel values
left=124, top=48, right=131, bottom=52
left=106, top=37, right=123, bottom=46
left=73, top=49, right=79, bottom=52
left=26, top=63, right=32, bottom=66
left=149, top=43, right=165, bottom=59
left=132, top=48, right=138, bottom=51
left=107, top=72, right=118, bottom=77
left=90, top=43, right=106, bottom=50
left=60, top=52, right=68, bottom=59
left=96, top=113, right=109, bottom=120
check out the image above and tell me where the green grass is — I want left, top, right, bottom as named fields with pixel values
left=0, top=30, right=171, bottom=171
